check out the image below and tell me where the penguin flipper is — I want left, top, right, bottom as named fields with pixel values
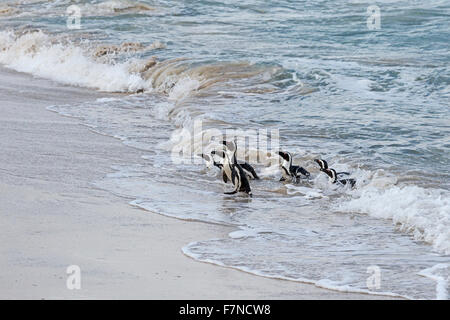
left=222, top=172, right=228, bottom=183
left=297, top=166, right=310, bottom=177
left=240, top=162, right=260, bottom=180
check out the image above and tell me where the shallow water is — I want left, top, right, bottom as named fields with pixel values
left=1, top=0, right=449, bottom=299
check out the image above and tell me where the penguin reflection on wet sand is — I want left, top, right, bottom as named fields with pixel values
left=277, top=151, right=310, bottom=183
left=211, top=150, right=252, bottom=197
left=324, top=168, right=356, bottom=188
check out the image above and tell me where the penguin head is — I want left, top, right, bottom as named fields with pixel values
left=314, top=159, right=328, bottom=171
left=277, top=151, right=292, bottom=167
left=222, top=140, right=237, bottom=163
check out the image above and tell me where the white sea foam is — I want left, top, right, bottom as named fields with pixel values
left=314, top=279, right=410, bottom=299
left=285, top=184, right=324, bottom=198
left=86, top=0, right=156, bottom=15
left=340, top=183, right=450, bottom=255
left=0, top=30, right=146, bottom=92
left=228, top=227, right=274, bottom=239
left=57, top=0, right=155, bottom=16
left=95, top=97, right=120, bottom=103
left=0, top=29, right=258, bottom=101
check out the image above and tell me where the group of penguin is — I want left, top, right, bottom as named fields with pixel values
left=200, top=139, right=356, bottom=197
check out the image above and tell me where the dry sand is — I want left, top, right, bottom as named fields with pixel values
left=0, top=67, right=398, bottom=299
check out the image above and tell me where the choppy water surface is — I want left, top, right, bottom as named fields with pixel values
left=1, top=0, right=449, bottom=299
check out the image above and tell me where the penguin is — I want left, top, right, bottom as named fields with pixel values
left=324, top=168, right=356, bottom=188
left=211, top=150, right=252, bottom=196
left=277, top=151, right=310, bottom=183
left=222, top=140, right=260, bottom=180
left=314, top=159, right=350, bottom=177
left=199, top=152, right=223, bottom=170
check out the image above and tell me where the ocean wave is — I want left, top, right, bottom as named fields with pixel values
left=0, top=30, right=146, bottom=92
left=2, top=0, right=156, bottom=18
left=79, top=0, right=156, bottom=16
left=0, top=29, right=295, bottom=99
left=341, top=183, right=450, bottom=255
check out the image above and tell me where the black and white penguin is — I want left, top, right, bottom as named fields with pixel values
left=324, top=168, right=356, bottom=188
left=314, top=159, right=350, bottom=177
left=277, top=151, right=310, bottom=183
left=211, top=150, right=252, bottom=196
left=222, top=140, right=260, bottom=180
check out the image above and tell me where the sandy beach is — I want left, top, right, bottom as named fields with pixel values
left=0, top=67, right=400, bottom=299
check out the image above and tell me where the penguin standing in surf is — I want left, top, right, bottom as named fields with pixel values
left=324, top=168, right=356, bottom=188
left=277, top=151, right=310, bottom=183
left=211, top=149, right=252, bottom=197
left=221, top=140, right=259, bottom=180
left=314, top=159, right=350, bottom=177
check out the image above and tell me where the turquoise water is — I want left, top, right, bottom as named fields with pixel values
left=1, top=0, right=449, bottom=298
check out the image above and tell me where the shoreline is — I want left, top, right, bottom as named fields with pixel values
left=0, top=67, right=399, bottom=299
